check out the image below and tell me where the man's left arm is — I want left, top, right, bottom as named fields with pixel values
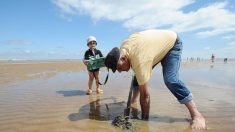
left=139, top=83, right=150, bottom=120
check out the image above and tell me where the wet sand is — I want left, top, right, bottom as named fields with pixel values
left=0, top=60, right=86, bottom=85
left=0, top=60, right=235, bottom=132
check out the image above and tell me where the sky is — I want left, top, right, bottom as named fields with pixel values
left=0, top=0, right=235, bottom=60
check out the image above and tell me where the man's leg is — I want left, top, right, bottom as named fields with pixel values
left=161, top=37, right=206, bottom=129
left=185, top=100, right=206, bottom=129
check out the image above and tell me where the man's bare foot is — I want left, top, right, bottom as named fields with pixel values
left=191, top=115, right=206, bottom=130
left=185, top=100, right=206, bottom=130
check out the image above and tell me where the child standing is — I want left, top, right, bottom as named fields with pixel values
left=83, top=36, right=104, bottom=95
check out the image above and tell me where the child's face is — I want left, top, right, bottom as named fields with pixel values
left=88, top=41, right=97, bottom=49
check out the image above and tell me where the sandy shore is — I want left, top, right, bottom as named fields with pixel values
left=0, top=60, right=235, bottom=131
left=0, top=60, right=86, bottom=85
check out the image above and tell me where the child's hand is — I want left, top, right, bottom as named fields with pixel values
left=83, top=60, right=88, bottom=66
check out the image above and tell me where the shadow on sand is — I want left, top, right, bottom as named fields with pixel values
left=68, top=94, right=191, bottom=124
left=56, top=90, right=87, bottom=97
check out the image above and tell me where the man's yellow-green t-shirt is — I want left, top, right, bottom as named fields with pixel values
left=120, top=29, right=177, bottom=85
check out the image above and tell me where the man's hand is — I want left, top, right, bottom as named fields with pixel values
left=139, top=83, right=150, bottom=120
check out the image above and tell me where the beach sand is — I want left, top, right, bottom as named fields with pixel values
left=0, top=60, right=235, bottom=132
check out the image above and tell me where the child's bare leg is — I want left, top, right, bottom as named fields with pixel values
left=87, top=72, right=94, bottom=94
left=94, top=71, right=103, bottom=93
left=94, top=71, right=99, bottom=89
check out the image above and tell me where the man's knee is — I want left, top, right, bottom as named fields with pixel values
left=164, top=77, right=179, bottom=87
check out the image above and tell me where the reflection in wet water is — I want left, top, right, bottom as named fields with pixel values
left=88, top=94, right=106, bottom=120
left=68, top=95, right=127, bottom=121
left=150, top=115, right=190, bottom=123
left=68, top=94, right=191, bottom=126
left=210, top=64, right=214, bottom=69
left=1, top=62, right=235, bottom=131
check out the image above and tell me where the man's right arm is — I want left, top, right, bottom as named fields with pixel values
left=139, top=83, right=150, bottom=120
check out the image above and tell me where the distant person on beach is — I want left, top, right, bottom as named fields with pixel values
left=224, top=58, right=228, bottom=63
left=83, top=36, right=104, bottom=95
left=190, top=57, right=194, bottom=62
left=211, top=54, right=215, bottom=63
left=104, top=29, right=206, bottom=130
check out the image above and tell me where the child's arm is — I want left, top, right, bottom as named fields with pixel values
left=83, top=51, right=89, bottom=66
left=83, top=60, right=87, bottom=66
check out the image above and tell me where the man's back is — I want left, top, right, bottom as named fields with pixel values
left=120, top=29, right=177, bottom=85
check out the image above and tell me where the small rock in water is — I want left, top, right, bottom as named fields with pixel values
left=112, top=115, right=132, bottom=130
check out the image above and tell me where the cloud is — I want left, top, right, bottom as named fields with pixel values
left=58, top=13, right=72, bottom=22
left=199, top=41, right=235, bottom=58
left=48, top=51, right=65, bottom=55
left=11, top=48, right=33, bottom=54
left=228, top=41, right=235, bottom=46
left=203, top=46, right=211, bottom=50
left=219, top=42, right=235, bottom=56
left=48, top=50, right=83, bottom=56
left=0, top=39, right=32, bottom=45
left=24, top=50, right=32, bottom=54
left=222, top=35, right=235, bottom=40
left=53, top=0, right=235, bottom=38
